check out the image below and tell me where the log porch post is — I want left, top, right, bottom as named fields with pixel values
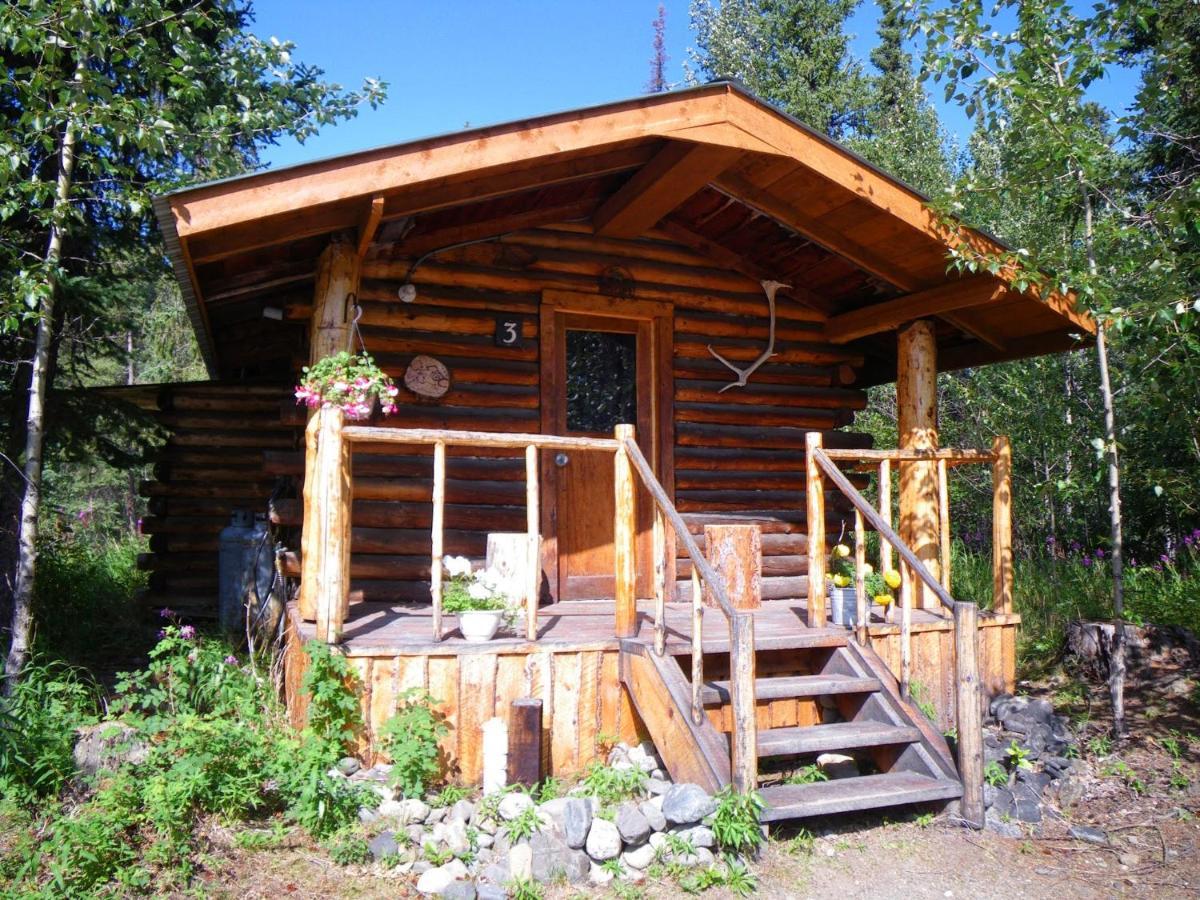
left=896, top=320, right=941, bottom=609
left=299, top=234, right=361, bottom=625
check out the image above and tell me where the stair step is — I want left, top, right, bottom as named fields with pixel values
left=759, top=772, right=962, bottom=822
left=701, top=675, right=881, bottom=706
left=662, top=631, right=849, bottom=654
left=757, top=721, right=921, bottom=758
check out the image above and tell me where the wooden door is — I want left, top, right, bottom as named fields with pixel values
left=541, top=296, right=670, bottom=600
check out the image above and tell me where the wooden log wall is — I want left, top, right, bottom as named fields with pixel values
left=138, top=383, right=299, bottom=617
left=315, top=223, right=874, bottom=605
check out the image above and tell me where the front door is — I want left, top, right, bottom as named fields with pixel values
left=541, top=294, right=668, bottom=600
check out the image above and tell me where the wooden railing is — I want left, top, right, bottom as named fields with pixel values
left=617, top=427, right=759, bottom=793
left=299, top=406, right=619, bottom=644
left=805, top=432, right=988, bottom=826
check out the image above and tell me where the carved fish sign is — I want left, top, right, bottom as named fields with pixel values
left=708, top=279, right=791, bottom=393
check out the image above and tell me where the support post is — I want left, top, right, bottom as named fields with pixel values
left=301, top=407, right=352, bottom=643
left=507, top=698, right=543, bottom=788
left=992, top=435, right=1013, bottom=615
left=953, top=601, right=985, bottom=828
left=309, top=236, right=361, bottom=363
left=525, top=444, right=540, bottom=640
left=900, top=561, right=912, bottom=699
left=614, top=424, right=637, bottom=639
left=805, top=432, right=827, bottom=626
left=938, top=458, right=952, bottom=593
left=879, top=459, right=893, bottom=575
left=431, top=441, right=446, bottom=641
left=703, top=524, right=761, bottom=610
left=691, top=568, right=703, bottom=724
left=653, top=508, right=667, bottom=655
left=728, top=612, right=758, bottom=793
left=854, top=509, right=867, bottom=644
left=897, top=320, right=941, bottom=609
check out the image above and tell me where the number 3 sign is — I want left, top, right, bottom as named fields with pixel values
left=494, top=315, right=524, bottom=348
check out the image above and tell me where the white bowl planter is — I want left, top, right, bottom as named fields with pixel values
left=459, top=609, right=504, bottom=643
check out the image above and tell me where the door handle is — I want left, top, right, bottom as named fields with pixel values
left=555, top=452, right=569, bottom=468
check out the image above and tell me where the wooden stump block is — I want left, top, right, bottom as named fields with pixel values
left=507, top=698, right=543, bottom=787
left=703, top=523, right=762, bottom=610
left=486, top=532, right=530, bottom=603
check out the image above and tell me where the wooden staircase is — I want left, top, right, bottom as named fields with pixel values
left=620, top=631, right=962, bottom=822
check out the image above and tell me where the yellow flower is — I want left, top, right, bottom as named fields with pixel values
left=861, top=563, right=874, bottom=575
left=874, top=594, right=894, bottom=607
left=884, top=569, right=902, bottom=590
left=833, top=543, right=851, bottom=558
left=832, top=574, right=850, bottom=588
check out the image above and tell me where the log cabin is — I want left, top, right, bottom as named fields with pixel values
left=146, top=82, right=1093, bottom=823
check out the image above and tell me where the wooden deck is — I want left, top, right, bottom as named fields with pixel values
left=291, top=597, right=977, bottom=655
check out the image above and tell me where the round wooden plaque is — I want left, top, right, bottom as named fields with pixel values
left=404, top=355, right=450, bottom=399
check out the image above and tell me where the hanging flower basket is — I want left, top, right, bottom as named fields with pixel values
left=294, top=351, right=400, bottom=420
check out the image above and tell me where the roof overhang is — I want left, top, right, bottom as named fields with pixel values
left=154, top=81, right=1094, bottom=380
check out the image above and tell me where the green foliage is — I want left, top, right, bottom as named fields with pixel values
left=783, top=764, right=828, bottom=785
left=984, top=760, right=1009, bottom=788
left=424, top=842, right=454, bottom=866
left=710, top=785, right=765, bottom=856
left=379, top=688, right=448, bottom=799
left=502, top=805, right=543, bottom=843
left=1005, top=741, right=1034, bottom=772
left=579, top=760, right=648, bottom=804
left=0, top=658, right=98, bottom=803
left=908, top=681, right=939, bottom=723
left=325, top=830, right=371, bottom=866
left=507, top=876, right=544, bottom=900
left=533, top=776, right=564, bottom=803
left=433, top=784, right=471, bottom=807
left=678, top=856, right=758, bottom=897
left=296, top=351, right=399, bottom=419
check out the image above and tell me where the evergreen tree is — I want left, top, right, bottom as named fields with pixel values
left=687, top=0, right=872, bottom=138
left=647, top=4, right=669, bottom=93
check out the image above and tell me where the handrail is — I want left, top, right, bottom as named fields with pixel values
left=822, top=448, right=997, bottom=465
left=621, top=435, right=759, bottom=793
left=812, top=447, right=955, bottom=609
left=343, top=425, right=618, bottom=452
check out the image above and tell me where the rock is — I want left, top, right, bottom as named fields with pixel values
left=562, top=798, right=592, bottom=849
left=407, top=824, right=426, bottom=846
left=1118, top=852, right=1141, bottom=868
left=450, top=800, right=475, bottom=823
left=646, top=777, right=672, bottom=796
left=1026, top=698, right=1055, bottom=723
left=989, top=693, right=1022, bottom=720
left=427, top=806, right=448, bottom=824
left=369, top=831, right=399, bottom=861
left=1016, top=768, right=1053, bottom=797
left=529, top=831, right=589, bottom=884
left=336, top=756, right=361, bottom=776
left=396, top=798, right=431, bottom=825
left=615, top=802, right=651, bottom=845
left=984, top=810, right=1023, bottom=838
left=371, top=783, right=395, bottom=803
left=1013, top=797, right=1042, bottom=824
left=498, top=792, right=535, bottom=821
left=649, top=832, right=669, bottom=854
left=378, top=799, right=407, bottom=819
left=1069, top=825, right=1109, bottom=846
left=359, top=806, right=380, bottom=825
left=475, top=816, right=498, bottom=835
left=589, top=862, right=615, bottom=887
left=437, top=819, right=471, bottom=856
left=413, top=860, right=433, bottom=876
left=585, top=818, right=622, bottom=861
left=627, top=744, right=659, bottom=773
left=639, top=800, right=666, bottom=833
left=476, top=832, right=494, bottom=849
left=416, top=861, right=467, bottom=895
left=622, top=842, right=656, bottom=870
left=675, top=825, right=715, bottom=849
left=662, top=784, right=717, bottom=825
left=508, top=843, right=532, bottom=881
left=651, top=769, right=666, bottom=781
left=1057, top=777, right=1086, bottom=808
left=73, top=722, right=149, bottom=777
left=477, top=885, right=507, bottom=900
left=1042, top=755, right=1073, bottom=779
left=478, top=859, right=509, bottom=886
left=989, top=788, right=1015, bottom=818
left=816, top=752, right=860, bottom=780
left=441, top=882, right=476, bottom=900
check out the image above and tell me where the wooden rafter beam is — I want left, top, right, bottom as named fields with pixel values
left=593, top=143, right=740, bottom=238
left=940, top=311, right=1006, bottom=350
left=396, top=197, right=602, bottom=261
left=655, top=219, right=832, bottom=318
left=824, top=276, right=1005, bottom=344
left=356, top=195, right=385, bottom=260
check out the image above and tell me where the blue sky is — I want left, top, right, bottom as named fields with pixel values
left=250, top=0, right=1141, bottom=171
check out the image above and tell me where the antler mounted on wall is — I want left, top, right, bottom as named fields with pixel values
left=708, top=279, right=791, bottom=393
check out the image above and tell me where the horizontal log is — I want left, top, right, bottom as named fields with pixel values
left=140, top=480, right=276, bottom=499
left=678, top=554, right=807, bottom=578
left=672, top=358, right=835, bottom=387
left=676, top=574, right=808, bottom=602
left=677, top=531, right=808, bottom=555
left=270, top=499, right=526, bottom=531
left=161, top=394, right=286, bottom=413
left=674, top=403, right=845, bottom=429
left=351, top=527, right=486, bottom=555
left=673, top=311, right=824, bottom=342
left=262, top=451, right=525, bottom=480
left=147, top=496, right=277, bottom=518
left=370, top=354, right=539, bottom=386
left=342, top=426, right=619, bottom=452
left=675, top=337, right=863, bottom=368
left=676, top=424, right=873, bottom=450
left=157, top=413, right=295, bottom=431
left=357, top=279, right=541, bottom=314
left=168, top=432, right=297, bottom=448
left=822, top=447, right=997, bottom=465
left=358, top=303, right=540, bottom=339
left=279, top=552, right=479, bottom=581
left=352, top=477, right=524, bottom=505
left=674, top=379, right=867, bottom=411
left=358, top=327, right=538, bottom=362
left=153, top=464, right=272, bottom=484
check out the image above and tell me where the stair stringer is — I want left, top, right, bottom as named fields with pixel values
left=839, top=641, right=960, bottom=784
left=618, top=641, right=730, bottom=795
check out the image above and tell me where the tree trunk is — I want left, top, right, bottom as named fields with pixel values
left=3, top=112, right=79, bottom=691
left=1095, top=321, right=1126, bottom=738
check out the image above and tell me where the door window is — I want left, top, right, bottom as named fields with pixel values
left=564, top=329, right=637, bottom=433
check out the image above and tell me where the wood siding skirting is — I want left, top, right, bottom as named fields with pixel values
left=283, top=607, right=1018, bottom=783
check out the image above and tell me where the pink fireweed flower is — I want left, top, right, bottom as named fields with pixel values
left=180, top=625, right=197, bottom=640
left=224, top=655, right=238, bottom=665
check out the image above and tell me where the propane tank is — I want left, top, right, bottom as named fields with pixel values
left=218, top=509, right=276, bottom=636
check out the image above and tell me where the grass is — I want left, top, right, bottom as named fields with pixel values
left=949, top=540, right=1200, bottom=667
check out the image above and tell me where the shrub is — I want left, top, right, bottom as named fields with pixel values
left=579, top=761, right=648, bottom=803
left=379, top=688, right=448, bottom=798
left=710, top=786, right=765, bottom=856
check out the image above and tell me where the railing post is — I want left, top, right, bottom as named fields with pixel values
left=953, top=601, right=985, bottom=828
left=900, top=561, right=912, bottom=699
left=691, top=568, right=703, bottom=724
left=992, top=435, right=1013, bottom=615
left=525, top=444, right=540, bottom=641
left=728, top=612, right=758, bottom=793
left=653, top=508, right=667, bottom=655
left=805, top=431, right=827, bottom=627
left=938, top=458, right=951, bottom=594
left=878, top=460, right=893, bottom=575
left=614, top=424, right=637, bottom=639
left=854, top=509, right=867, bottom=644
left=302, top=407, right=352, bottom=644
left=431, top=440, right=446, bottom=641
